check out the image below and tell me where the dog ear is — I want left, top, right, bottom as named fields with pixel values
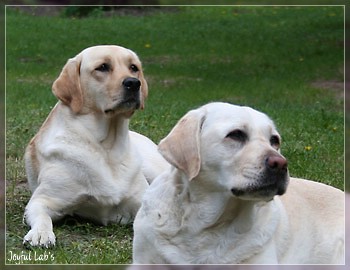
left=52, top=56, right=83, bottom=114
left=158, top=109, right=205, bottom=180
left=139, top=67, right=148, bottom=110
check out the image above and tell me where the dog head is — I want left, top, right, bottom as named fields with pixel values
left=52, top=45, right=148, bottom=117
left=158, top=102, right=289, bottom=201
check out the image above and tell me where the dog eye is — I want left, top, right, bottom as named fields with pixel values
left=130, top=64, right=139, bottom=72
left=226, top=130, right=247, bottom=142
left=270, top=135, right=280, bottom=148
left=95, top=63, right=110, bottom=72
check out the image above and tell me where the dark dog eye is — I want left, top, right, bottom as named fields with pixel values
left=226, top=130, right=247, bottom=142
left=95, top=63, right=110, bottom=72
left=270, top=135, right=280, bottom=148
left=130, top=64, right=139, bottom=72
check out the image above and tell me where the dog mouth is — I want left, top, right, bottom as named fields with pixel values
left=231, top=173, right=289, bottom=200
left=231, top=183, right=286, bottom=200
left=104, top=98, right=140, bottom=115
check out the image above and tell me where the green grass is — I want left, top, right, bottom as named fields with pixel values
left=5, top=6, right=344, bottom=264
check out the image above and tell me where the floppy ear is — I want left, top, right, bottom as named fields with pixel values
left=158, top=108, right=206, bottom=180
left=52, top=56, right=83, bottom=114
left=139, top=68, right=148, bottom=110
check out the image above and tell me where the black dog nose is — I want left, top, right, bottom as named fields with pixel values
left=266, top=155, right=288, bottom=171
left=123, top=78, right=141, bottom=92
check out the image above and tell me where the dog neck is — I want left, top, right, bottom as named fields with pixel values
left=99, top=115, right=130, bottom=150
left=178, top=173, right=275, bottom=233
left=59, top=102, right=131, bottom=150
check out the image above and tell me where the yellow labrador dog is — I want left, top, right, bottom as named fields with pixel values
left=23, top=45, right=169, bottom=247
left=133, top=102, right=344, bottom=264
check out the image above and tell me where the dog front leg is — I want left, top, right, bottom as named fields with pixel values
left=23, top=195, right=61, bottom=248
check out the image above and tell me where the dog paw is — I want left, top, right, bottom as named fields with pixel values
left=23, top=229, right=56, bottom=248
left=116, top=214, right=133, bottom=225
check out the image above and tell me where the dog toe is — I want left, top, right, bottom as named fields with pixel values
left=23, top=229, right=56, bottom=247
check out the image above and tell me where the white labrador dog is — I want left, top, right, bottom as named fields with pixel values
left=133, top=102, right=344, bottom=264
left=23, top=45, right=169, bottom=247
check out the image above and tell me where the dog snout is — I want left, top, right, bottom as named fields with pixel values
left=265, top=155, right=288, bottom=172
left=123, top=77, right=141, bottom=92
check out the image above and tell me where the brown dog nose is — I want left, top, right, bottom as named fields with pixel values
left=266, top=155, right=288, bottom=171
left=123, top=77, right=141, bottom=92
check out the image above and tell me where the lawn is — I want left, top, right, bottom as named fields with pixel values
left=5, top=6, right=344, bottom=264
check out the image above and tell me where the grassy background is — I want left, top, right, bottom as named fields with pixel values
left=6, top=6, right=344, bottom=264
